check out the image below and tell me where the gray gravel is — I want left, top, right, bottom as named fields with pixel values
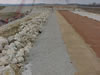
left=29, top=11, right=76, bottom=75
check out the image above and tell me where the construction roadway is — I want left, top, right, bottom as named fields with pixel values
left=1, top=7, right=100, bottom=75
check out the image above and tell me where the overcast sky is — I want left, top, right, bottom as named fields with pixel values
left=0, top=0, right=100, bottom=4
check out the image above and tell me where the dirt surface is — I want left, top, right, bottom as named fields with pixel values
left=59, top=10, right=100, bottom=58
left=0, top=12, right=17, bottom=19
left=56, top=11, right=100, bottom=75
left=0, top=6, right=32, bottom=13
left=80, top=7, right=100, bottom=14
left=0, top=6, right=5, bottom=10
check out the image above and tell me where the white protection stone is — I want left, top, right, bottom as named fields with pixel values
left=16, top=49, right=25, bottom=57
left=12, top=58, right=18, bottom=64
left=1, top=65, right=15, bottom=75
left=0, top=37, right=8, bottom=50
left=17, top=57, right=24, bottom=63
left=0, top=56, right=9, bottom=66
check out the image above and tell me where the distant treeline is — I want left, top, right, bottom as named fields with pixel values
left=79, top=5, right=100, bottom=7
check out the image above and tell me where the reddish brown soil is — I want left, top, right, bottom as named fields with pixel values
left=59, top=10, right=100, bottom=58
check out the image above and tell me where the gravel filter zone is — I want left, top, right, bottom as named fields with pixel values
left=29, top=11, right=76, bottom=75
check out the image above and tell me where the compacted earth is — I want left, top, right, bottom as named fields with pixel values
left=59, top=10, right=100, bottom=58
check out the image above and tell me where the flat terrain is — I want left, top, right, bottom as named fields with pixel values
left=59, top=10, right=100, bottom=58
left=57, top=11, right=100, bottom=75
left=1, top=6, right=100, bottom=75
left=29, top=11, right=76, bottom=75
left=72, top=10, right=100, bottom=21
left=0, top=6, right=32, bottom=13
left=0, top=6, right=5, bottom=10
left=0, top=12, right=17, bottom=19
left=80, top=7, right=100, bottom=14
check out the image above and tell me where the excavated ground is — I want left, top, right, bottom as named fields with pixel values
left=56, top=11, right=100, bottom=75
left=59, top=10, right=100, bottom=58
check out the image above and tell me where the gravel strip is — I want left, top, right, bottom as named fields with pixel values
left=29, top=11, right=76, bottom=75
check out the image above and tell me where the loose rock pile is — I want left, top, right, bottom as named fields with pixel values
left=0, top=10, right=50, bottom=75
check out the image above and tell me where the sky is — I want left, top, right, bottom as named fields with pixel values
left=0, top=0, right=100, bottom=4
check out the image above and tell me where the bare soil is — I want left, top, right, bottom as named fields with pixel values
left=80, top=7, right=100, bottom=14
left=0, top=6, right=5, bottom=10
left=56, top=11, right=100, bottom=75
left=59, top=10, right=100, bottom=58
left=0, top=12, right=16, bottom=19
